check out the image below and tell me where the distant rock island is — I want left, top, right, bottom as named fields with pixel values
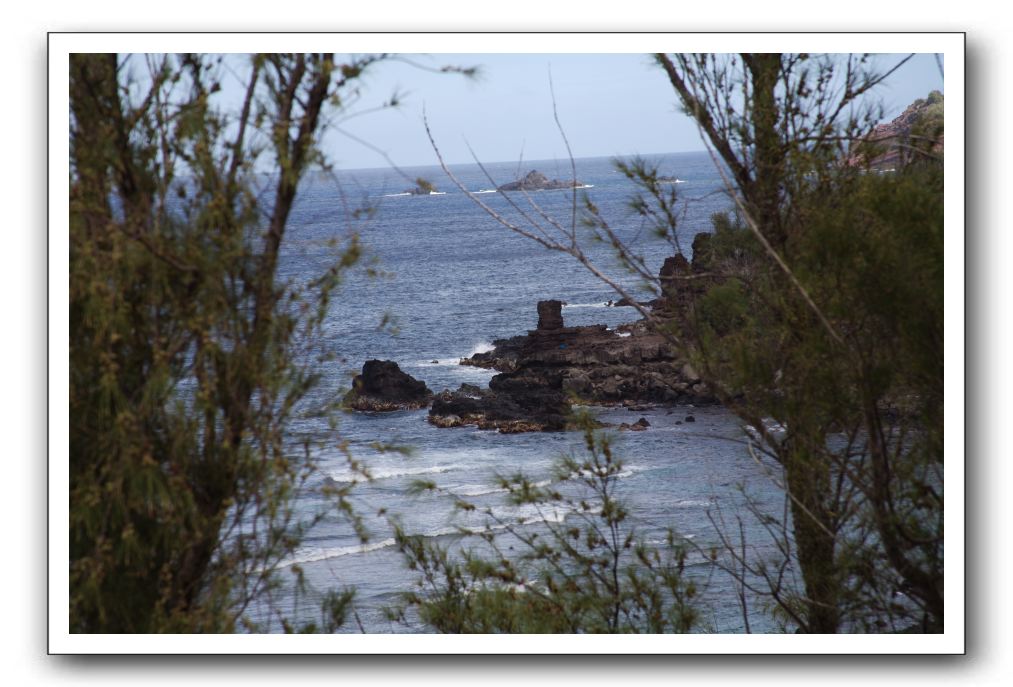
left=497, top=170, right=583, bottom=192
left=403, top=177, right=440, bottom=195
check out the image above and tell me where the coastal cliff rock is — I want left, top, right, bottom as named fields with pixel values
left=848, top=91, right=944, bottom=170
left=343, top=360, right=433, bottom=411
left=497, top=170, right=583, bottom=192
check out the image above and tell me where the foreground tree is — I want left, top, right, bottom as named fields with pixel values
left=69, top=53, right=379, bottom=632
left=649, top=53, right=943, bottom=632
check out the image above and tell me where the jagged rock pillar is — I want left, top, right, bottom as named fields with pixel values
left=537, top=300, right=564, bottom=330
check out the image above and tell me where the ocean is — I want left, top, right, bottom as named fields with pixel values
left=250, top=151, right=788, bottom=633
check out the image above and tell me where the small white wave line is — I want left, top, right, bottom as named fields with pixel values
left=274, top=538, right=397, bottom=568
left=327, top=463, right=463, bottom=484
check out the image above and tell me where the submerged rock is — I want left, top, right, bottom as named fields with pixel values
left=343, top=360, right=433, bottom=411
left=619, top=417, right=651, bottom=432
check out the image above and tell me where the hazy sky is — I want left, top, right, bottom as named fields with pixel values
left=224, top=53, right=945, bottom=170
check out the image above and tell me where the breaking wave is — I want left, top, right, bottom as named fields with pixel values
left=327, top=463, right=463, bottom=484
left=274, top=503, right=573, bottom=568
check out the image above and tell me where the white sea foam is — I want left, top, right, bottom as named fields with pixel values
left=673, top=498, right=714, bottom=508
left=451, top=478, right=552, bottom=498
left=571, top=464, right=643, bottom=481
left=381, top=191, right=447, bottom=198
left=562, top=302, right=610, bottom=309
left=275, top=503, right=575, bottom=568
left=744, top=419, right=787, bottom=437
left=452, top=484, right=507, bottom=497
left=645, top=534, right=696, bottom=547
left=278, top=538, right=398, bottom=568
left=327, top=463, right=463, bottom=484
left=467, top=341, right=495, bottom=356
left=416, top=342, right=495, bottom=368
left=419, top=358, right=463, bottom=367
left=490, top=502, right=572, bottom=525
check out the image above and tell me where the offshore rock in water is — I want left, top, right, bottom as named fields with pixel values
left=444, top=297, right=722, bottom=432
left=618, top=417, right=651, bottom=431
left=343, top=359, right=433, bottom=411
left=497, top=170, right=584, bottom=192
left=428, top=371, right=570, bottom=433
left=460, top=303, right=717, bottom=407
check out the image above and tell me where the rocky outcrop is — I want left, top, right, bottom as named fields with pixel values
left=456, top=301, right=716, bottom=410
left=428, top=377, right=569, bottom=433
left=618, top=417, right=651, bottom=431
left=440, top=243, right=727, bottom=432
left=537, top=299, right=564, bottom=330
left=497, top=170, right=583, bottom=192
left=404, top=177, right=439, bottom=195
left=343, top=360, right=433, bottom=411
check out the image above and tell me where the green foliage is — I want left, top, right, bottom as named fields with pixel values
left=68, top=53, right=380, bottom=632
left=644, top=54, right=944, bottom=632
left=912, top=91, right=944, bottom=145
left=686, top=162, right=944, bottom=632
left=391, top=417, right=699, bottom=633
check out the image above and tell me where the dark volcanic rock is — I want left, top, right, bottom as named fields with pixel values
left=459, top=334, right=526, bottom=372
left=429, top=374, right=568, bottom=433
left=458, top=304, right=717, bottom=408
left=497, top=170, right=583, bottom=192
left=619, top=416, right=651, bottom=431
left=343, top=360, right=433, bottom=411
left=614, top=296, right=656, bottom=308
left=537, top=299, right=564, bottom=330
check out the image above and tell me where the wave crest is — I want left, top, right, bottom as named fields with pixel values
left=327, top=463, right=463, bottom=484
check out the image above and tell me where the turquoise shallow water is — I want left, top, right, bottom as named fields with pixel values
left=249, top=152, right=787, bottom=633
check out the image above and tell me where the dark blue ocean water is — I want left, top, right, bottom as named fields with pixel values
left=251, top=151, right=788, bottom=633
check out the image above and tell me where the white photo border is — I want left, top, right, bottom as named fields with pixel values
left=49, top=31, right=965, bottom=655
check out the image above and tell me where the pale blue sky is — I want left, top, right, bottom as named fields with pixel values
left=212, top=53, right=945, bottom=170
left=322, top=53, right=944, bottom=170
